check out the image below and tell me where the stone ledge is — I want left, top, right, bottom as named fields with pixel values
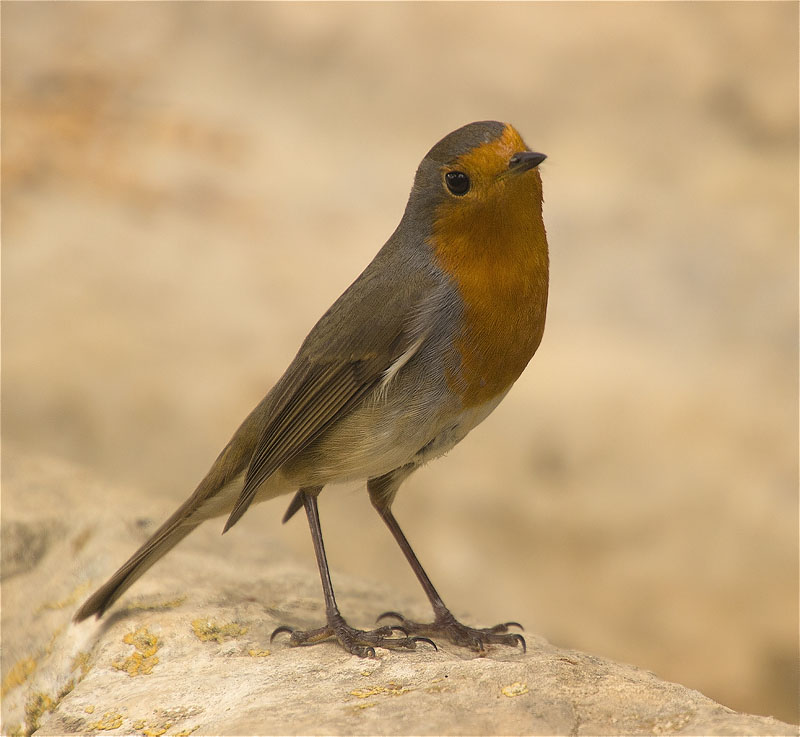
left=2, top=449, right=795, bottom=736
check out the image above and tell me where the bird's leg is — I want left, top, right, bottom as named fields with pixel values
left=368, top=474, right=525, bottom=653
left=271, top=487, right=435, bottom=657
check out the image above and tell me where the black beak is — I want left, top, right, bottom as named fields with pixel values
left=508, top=151, right=547, bottom=175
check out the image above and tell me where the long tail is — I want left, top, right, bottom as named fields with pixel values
left=74, top=394, right=275, bottom=622
left=73, top=496, right=209, bottom=621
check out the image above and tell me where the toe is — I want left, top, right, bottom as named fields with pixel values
left=376, top=610, right=406, bottom=624
left=270, top=625, right=294, bottom=642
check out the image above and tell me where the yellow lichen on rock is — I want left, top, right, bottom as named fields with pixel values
left=129, top=596, right=187, bottom=612
left=112, top=627, right=160, bottom=676
left=142, top=723, right=170, bottom=736
left=129, top=717, right=196, bottom=736
left=91, top=711, right=124, bottom=731
left=72, top=651, right=92, bottom=677
left=350, top=682, right=412, bottom=699
left=173, top=726, right=200, bottom=736
left=191, top=618, right=247, bottom=643
left=1, top=656, right=37, bottom=696
left=425, top=676, right=454, bottom=694
left=501, top=681, right=529, bottom=697
left=24, top=691, right=55, bottom=733
left=351, top=702, right=378, bottom=712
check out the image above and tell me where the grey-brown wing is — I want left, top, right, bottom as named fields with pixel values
left=223, top=227, right=448, bottom=532
left=222, top=343, right=403, bottom=532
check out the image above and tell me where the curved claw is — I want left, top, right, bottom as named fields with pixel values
left=376, top=610, right=405, bottom=624
left=510, top=633, right=527, bottom=653
left=270, top=625, right=294, bottom=643
left=485, top=620, right=525, bottom=634
left=412, top=636, right=438, bottom=651
left=364, top=646, right=376, bottom=659
left=388, top=625, right=410, bottom=637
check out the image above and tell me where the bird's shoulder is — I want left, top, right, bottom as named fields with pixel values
left=222, top=235, right=460, bottom=530
left=297, top=234, right=455, bottom=366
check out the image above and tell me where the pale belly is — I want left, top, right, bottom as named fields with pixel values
left=193, top=389, right=509, bottom=524
left=281, top=387, right=510, bottom=487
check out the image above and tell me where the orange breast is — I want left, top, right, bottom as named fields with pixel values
left=430, top=131, right=549, bottom=408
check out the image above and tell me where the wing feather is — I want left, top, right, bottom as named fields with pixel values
left=222, top=237, right=450, bottom=533
left=222, top=347, right=402, bottom=532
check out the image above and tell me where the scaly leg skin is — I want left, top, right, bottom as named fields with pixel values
left=367, top=471, right=526, bottom=654
left=271, top=613, right=435, bottom=658
left=376, top=608, right=525, bottom=653
left=276, top=488, right=435, bottom=657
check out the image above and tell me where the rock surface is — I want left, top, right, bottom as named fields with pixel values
left=2, top=450, right=795, bottom=736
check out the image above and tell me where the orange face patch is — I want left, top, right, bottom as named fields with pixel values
left=430, top=124, right=549, bottom=408
left=445, top=124, right=530, bottom=188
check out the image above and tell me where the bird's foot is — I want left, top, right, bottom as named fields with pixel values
left=377, top=609, right=526, bottom=653
left=271, top=612, right=437, bottom=658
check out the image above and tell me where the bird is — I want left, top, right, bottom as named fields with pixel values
left=74, top=120, right=549, bottom=657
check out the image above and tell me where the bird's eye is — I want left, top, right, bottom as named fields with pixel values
left=445, top=170, right=470, bottom=196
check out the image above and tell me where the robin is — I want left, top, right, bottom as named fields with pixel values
left=74, top=120, right=549, bottom=657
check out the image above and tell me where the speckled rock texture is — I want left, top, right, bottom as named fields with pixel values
left=2, top=450, right=795, bottom=736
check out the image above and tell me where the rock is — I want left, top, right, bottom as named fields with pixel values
left=2, top=449, right=795, bottom=736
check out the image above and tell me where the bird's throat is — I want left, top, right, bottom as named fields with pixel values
left=431, top=178, right=549, bottom=408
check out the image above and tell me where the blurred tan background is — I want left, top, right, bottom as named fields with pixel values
left=2, top=1, right=797, bottom=725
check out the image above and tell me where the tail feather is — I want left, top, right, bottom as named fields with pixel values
left=73, top=508, right=200, bottom=621
left=74, top=395, right=275, bottom=622
left=73, top=465, right=252, bottom=622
